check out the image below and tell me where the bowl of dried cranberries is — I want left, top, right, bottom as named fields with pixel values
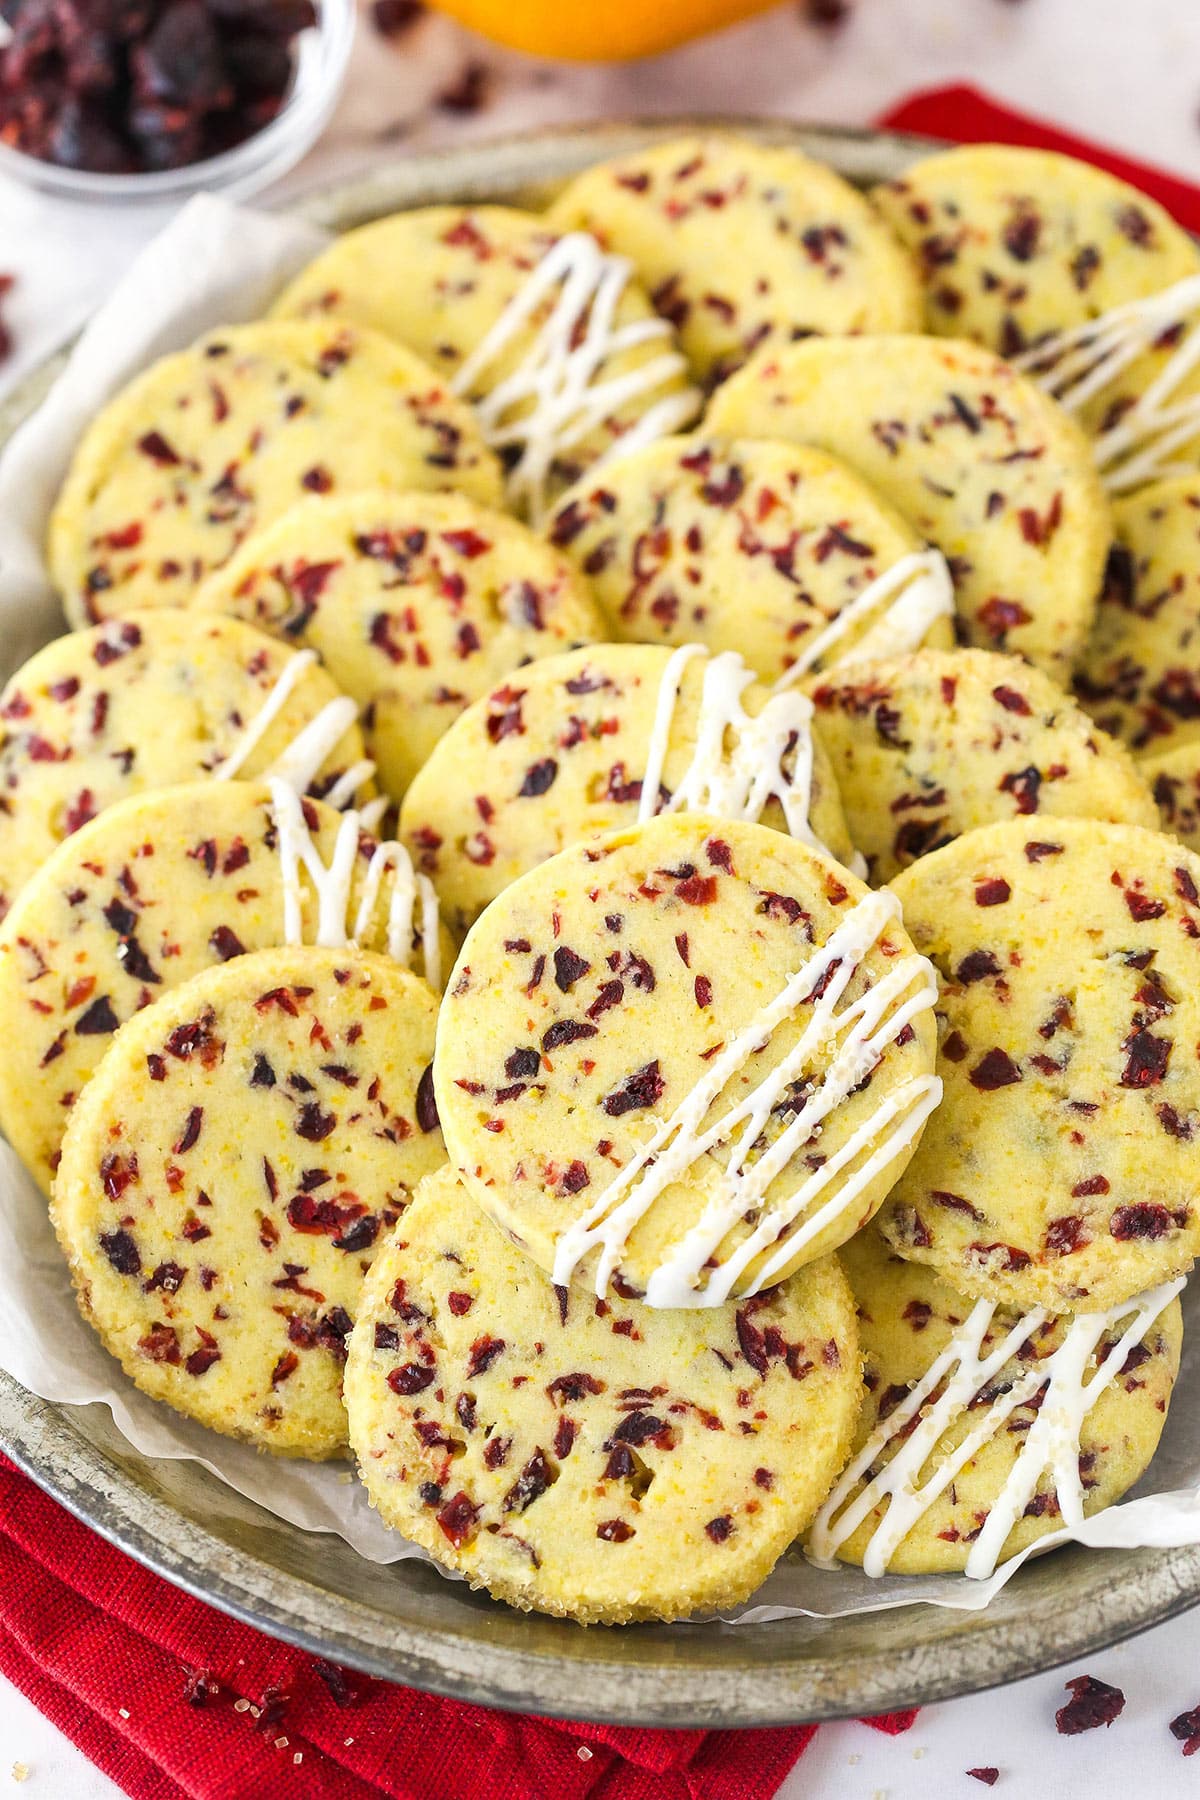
left=0, top=0, right=353, bottom=201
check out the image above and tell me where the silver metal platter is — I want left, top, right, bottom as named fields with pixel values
left=3, top=116, right=1200, bottom=1728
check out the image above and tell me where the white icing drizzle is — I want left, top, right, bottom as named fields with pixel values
left=771, top=550, right=955, bottom=693
left=449, top=230, right=701, bottom=524
left=550, top=888, right=941, bottom=1307
left=268, top=778, right=441, bottom=987
left=637, top=644, right=824, bottom=852
left=212, top=647, right=377, bottom=811
left=808, top=1275, right=1184, bottom=1581
left=1014, top=273, right=1200, bottom=492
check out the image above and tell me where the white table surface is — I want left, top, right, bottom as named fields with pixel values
left=5, top=0, right=1200, bottom=1792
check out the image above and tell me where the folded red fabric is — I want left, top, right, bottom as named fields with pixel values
left=0, top=1457, right=915, bottom=1800
left=6, top=76, right=1196, bottom=1800
left=878, top=82, right=1200, bottom=236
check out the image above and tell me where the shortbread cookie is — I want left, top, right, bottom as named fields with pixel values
left=548, top=134, right=921, bottom=386
left=271, top=206, right=698, bottom=519
left=0, top=780, right=445, bottom=1193
left=545, top=436, right=954, bottom=687
left=434, top=814, right=939, bottom=1302
left=400, top=643, right=856, bottom=931
left=1074, top=477, right=1200, bottom=755
left=53, top=947, right=444, bottom=1458
left=811, top=647, right=1157, bottom=882
left=1144, top=741, right=1200, bottom=853
left=345, top=1166, right=860, bottom=1621
left=48, top=321, right=503, bottom=626
left=880, top=817, right=1200, bottom=1310
left=0, top=611, right=368, bottom=924
left=707, top=335, right=1110, bottom=682
left=193, top=491, right=604, bottom=800
left=873, top=145, right=1200, bottom=357
left=809, top=1227, right=1181, bottom=1577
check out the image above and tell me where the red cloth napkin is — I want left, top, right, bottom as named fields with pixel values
left=5, top=77, right=1198, bottom=1800
left=0, top=1456, right=915, bottom=1800
left=879, top=83, right=1200, bottom=236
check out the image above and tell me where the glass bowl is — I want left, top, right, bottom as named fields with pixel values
left=0, top=0, right=355, bottom=205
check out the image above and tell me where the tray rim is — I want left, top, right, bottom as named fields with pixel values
left=2, top=112, right=1200, bottom=1729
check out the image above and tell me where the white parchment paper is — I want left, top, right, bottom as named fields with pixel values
left=2, top=195, right=1200, bottom=1619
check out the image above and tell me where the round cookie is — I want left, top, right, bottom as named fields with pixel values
left=809, top=1227, right=1181, bottom=1577
left=0, top=611, right=369, bottom=924
left=879, top=817, right=1200, bottom=1310
left=345, top=1165, right=861, bottom=1622
left=707, top=334, right=1111, bottom=683
left=271, top=205, right=698, bottom=519
left=434, top=814, right=940, bottom=1303
left=53, top=947, right=445, bottom=1458
left=810, top=646, right=1158, bottom=883
left=1144, top=741, right=1200, bottom=853
left=192, top=490, right=604, bottom=801
left=545, top=436, right=954, bottom=687
left=400, top=642, right=856, bottom=932
left=873, top=145, right=1200, bottom=359
left=1074, top=476, right=1200, bottom=755
left=547, top=133, right=922, bottom=387
left=48, top=321, right=503, bottom=626
left=0, top=779, right=446, bottom=1194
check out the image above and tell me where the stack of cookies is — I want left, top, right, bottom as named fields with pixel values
left=4, top=128, right=1200, bottom=1624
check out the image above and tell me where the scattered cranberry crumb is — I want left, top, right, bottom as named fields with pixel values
left=1055, top=1674, right=1125, bottom=1735
left=966, top=1771, right=999, bottom=1787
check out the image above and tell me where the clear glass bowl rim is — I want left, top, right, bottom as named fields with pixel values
left=0, top=0, right=356, bottom=205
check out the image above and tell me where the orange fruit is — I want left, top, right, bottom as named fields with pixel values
left=425, top=0, right=783, bottom=62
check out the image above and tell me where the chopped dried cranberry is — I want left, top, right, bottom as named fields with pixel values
left=969, top=1048, right=1022, bottom=1090
left=387, top=1362, right=434, bottom=1395
left=1169, top=1703, right=1200, bottom=1756
left=503, top=1447, right=554, bottom=1513
left=542, top=1019, right=597, bottom=1052
left=553, top=946, right=590, bottom=991
left=436, top=1491, right=479, bottom=1546
left=1055, top=1674, right=1125, bottom=1735
left=75, top=995, right=119, bottom=1035
left=1110, top=1203, right=1172, bottom=1241
left=601, top=1060, right=665, bottom=1117
left=966, top=1772, right=999, bottom=1787
left=974, top=878, right=1011, bottom=907
left=596, top=1519, right=634, bottom=1542
left=518, top=758, right=558, bottom=798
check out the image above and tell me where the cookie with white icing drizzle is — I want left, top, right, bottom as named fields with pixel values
left=707, top=335, right=1110, bottom=684
left=547, top=133, right=921, bottom=388
left=0, top=779, right=447, bottom=1194
left=1074, top=476, right=1200, bottom=755
left=48, top=321, right=502, bottom=626
left=0, top=611, right=371, bottom=925
left=271, top=206, right=699, bottom=523
left=880, top=817, right=1200, bottom=1310
left=873, top=146, right=1200, bottom=493
left=53, top=946, right=445, bottom=1458
left=811, top=646, right=1157, bottom=883
left=400, top=642, right=856, bottom=933
left=545, top=436, right=954, bottom=687
left=873, top=146, right=1200, bottom=359
left=434, top=814, right=940, bottom=1304
left=345, top=1165, right=860, bottom=1621
left=809, top=1227, right=1182, bottom=1578
left=192, top=490, right=604, bottom=801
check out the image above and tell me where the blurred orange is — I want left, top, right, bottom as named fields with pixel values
left=425, top=0, right=784, bottom=61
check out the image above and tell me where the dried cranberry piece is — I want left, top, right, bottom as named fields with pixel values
left=387, top=1361, right=434, bottom=1395
left=436, top=1490, right=479, bottom=1546
left=313, top=1659, right=360, bottom=1707
left=1169, top=1703, right=1200, bottom=1756
left=601, top=1060, right=664, bottom=1116
left=99, top=1228, right=141, bottom=1276
left=502, top=1447, right=554, bottom=1513
left=415, top=1062, right=439, bottom=1133
left=966, top=1773, right=999, bottom=1787
left=1055, top=1674, right=1125, bottom=1735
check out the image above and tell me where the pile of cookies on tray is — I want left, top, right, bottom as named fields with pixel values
left=3, top=128, right=1200, bottom=1625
